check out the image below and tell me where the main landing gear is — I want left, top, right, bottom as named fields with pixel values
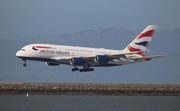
left=79, top=68, right=94, bottom=72
left=71, top=67, right=79, bottom=71
left=23, top=59, right=27, bottom=67
left=71, top=67, right=94, bottom=72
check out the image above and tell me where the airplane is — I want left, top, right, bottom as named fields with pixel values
left=16, top=25, right=163, bottom=72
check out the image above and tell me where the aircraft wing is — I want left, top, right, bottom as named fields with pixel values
left=52, top=51, right=144, bottom=60
left=81, top=51, right=146, bottom=60
left=51, top=51, right=146, bottom=65
left=104, top=51, right=145, bottom=59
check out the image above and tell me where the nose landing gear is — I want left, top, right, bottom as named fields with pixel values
left=23, top=59, right=27, bottom=67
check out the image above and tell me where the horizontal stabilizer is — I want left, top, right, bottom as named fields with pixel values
left=145, top=55, right=165, bottom=58
left=132, top=55, right=164, bottom=61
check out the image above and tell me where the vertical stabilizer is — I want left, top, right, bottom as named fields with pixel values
left=124, top=25, right=157, bottom=56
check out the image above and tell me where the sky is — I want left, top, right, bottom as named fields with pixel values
left=0, top=0, right=180, bottom=40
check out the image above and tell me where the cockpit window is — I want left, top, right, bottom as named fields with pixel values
left=21, top=49, right=25, bottom=51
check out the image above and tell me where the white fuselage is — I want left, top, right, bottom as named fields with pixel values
left=16, top=44, right=143, bottom=67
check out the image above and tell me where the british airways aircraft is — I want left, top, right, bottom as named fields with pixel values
left=16, top=25, right=163, bottom=72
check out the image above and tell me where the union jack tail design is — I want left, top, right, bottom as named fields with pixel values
left=124, top=25, right=158, bottom=57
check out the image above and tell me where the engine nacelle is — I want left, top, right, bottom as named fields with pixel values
left=70, top=58, right=86, bottom=66
left=45, top=62, right=59, bottom=66
left=95, top=55, right=110, bottom=63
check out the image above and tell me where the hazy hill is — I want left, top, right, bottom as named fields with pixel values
left=0, top=28, right=179, bottom=83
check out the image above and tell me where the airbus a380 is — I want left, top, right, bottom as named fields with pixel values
left=16, top=25, right=163, bottom=72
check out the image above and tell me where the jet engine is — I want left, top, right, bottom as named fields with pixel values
left=45, top=62, right=59, bottom=66
left=95, top=55, right=110, bottom=63
left=70, top=58, right=86, bottom=66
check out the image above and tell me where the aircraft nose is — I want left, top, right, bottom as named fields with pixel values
left=16, top=51, right=19, bottom=57
left=16, top=51, right=21, bottom=57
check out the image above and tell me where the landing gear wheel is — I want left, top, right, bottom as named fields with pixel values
left=71, top=67, right=79, bottom=72
left=90, top=68, right=94, bottom=71
left=79, top=68, right=94, bottom=72
left=23, top=64, right=27, bottom=67
left=79, top=69, right=83, bottom=72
